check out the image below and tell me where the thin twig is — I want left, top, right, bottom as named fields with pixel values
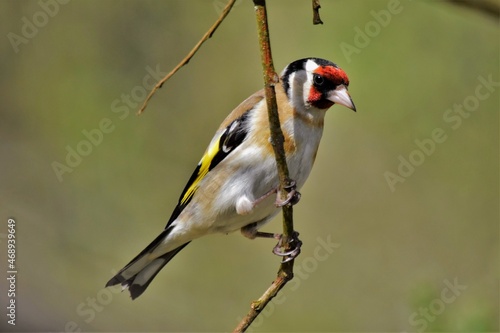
left=137, top=0, right=237, bottom=115
left=312, top=0, right=323, bottom=24
left=233, top=274, right=290, bottom=332
left=233, top=0, right=297, bottom=331
left=446, top=0, right=500, bottom=19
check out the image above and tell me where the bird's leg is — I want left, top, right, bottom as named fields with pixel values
left=238, top=180, right=300, bottom=215
left=241, top=179, right=302, bottom=262
left=272, top=231, right=302, bottom=263
left=252, top=188, right=278, bottom=209
left=275, top=179, right=301, bottom=207
left=241, top=225, right=302, bottom=263
left=236, top=188, right=278, bottom=215
left=241, top=224, right=280, bottom=240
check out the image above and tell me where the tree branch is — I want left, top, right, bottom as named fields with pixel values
left=446, top=0, right=500, bottom=19
left=312, top=0, right=323, bottom=25
left=233, top=1, right=298, bottom=331
left=137, top=0, right=237, bottom=115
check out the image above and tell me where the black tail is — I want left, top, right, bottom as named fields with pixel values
left=106, top=228, right=190, bottom=299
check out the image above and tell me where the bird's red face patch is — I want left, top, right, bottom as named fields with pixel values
left=308, top=65, right=350, bottom=109
left=308, top=85, right=330, bottom=109
left=315, top=66, right=350, bottom=86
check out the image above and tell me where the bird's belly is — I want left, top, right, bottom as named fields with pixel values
left=177, top=126, right=321, bottom=237
left=211, top=196, right=279, bottom=234
left=207, top=156, right=280, bottom=233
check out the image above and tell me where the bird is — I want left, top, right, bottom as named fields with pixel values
left=106, top=57, right=356, bottom=299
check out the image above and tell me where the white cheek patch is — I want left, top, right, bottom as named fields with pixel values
left=288, top=70, right=313, bottom=109
left=303, top=60, right=320, bottom=107
left=303, top=72, right=313, bottom=106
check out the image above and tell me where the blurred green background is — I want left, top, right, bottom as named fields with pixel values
left=0, top=0, right=498, bottom=332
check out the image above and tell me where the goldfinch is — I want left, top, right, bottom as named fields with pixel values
left=106, top=57, right=356, bottom=299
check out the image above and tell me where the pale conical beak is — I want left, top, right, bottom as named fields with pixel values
left=328, top=85, right=356, bottom=111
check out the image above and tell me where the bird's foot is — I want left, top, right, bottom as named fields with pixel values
left=275, top=179, right=301, bottom=207
left=272, top=231, right=302, bottom=263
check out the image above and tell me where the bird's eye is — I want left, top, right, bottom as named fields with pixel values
left=313, top=74, right=324, bottom=86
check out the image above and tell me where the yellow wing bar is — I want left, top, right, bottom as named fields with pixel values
left=180, top=135, right=222, bottom=205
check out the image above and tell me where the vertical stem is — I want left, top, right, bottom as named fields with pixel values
left=253, top=0, right=289, bottom=190
left=253, top=0, right=295, bottom=251
left=233, top=1, right=298, bottom=332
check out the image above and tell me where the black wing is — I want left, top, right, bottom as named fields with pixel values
left=165, top=110, right=251, bottom=227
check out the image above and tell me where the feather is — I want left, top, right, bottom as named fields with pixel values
left=165, top=110, right=252, bottom=228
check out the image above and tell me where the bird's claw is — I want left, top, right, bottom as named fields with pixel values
left=275, top=180, right=301, bottom=207
left=272, top=231, right=302, bottom=263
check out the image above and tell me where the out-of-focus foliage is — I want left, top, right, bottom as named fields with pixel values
left=0, top=0, right=498, bottom=332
